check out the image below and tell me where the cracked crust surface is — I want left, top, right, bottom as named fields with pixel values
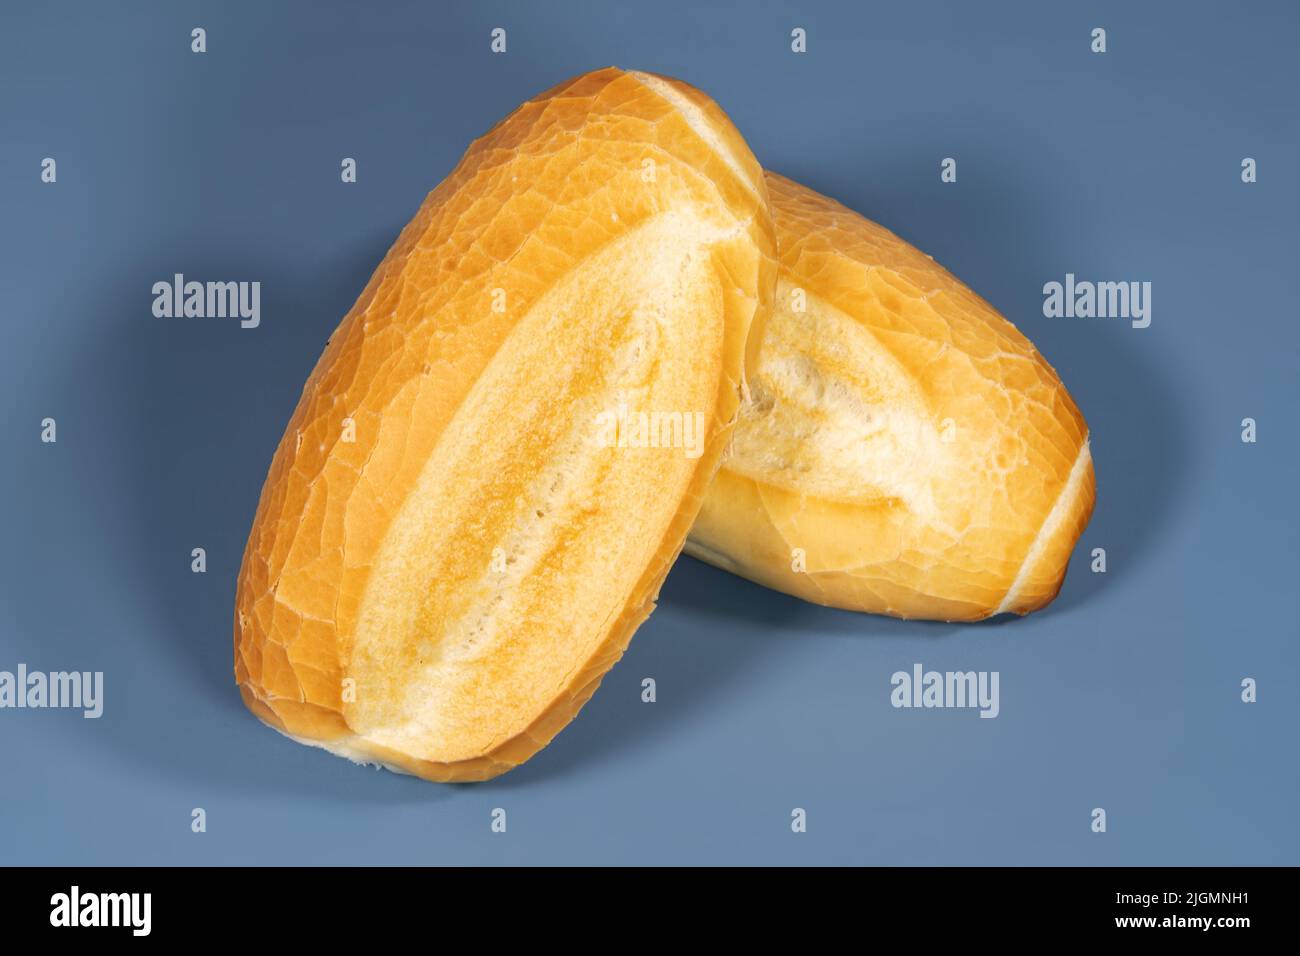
left=234, top=68, right=776, bottom=780
left=686, top=172, right=1094, bottom=621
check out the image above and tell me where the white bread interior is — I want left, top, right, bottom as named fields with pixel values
left=686, top=172, right=1095, bottom=621
left=234, top=68, right=776, bottom=781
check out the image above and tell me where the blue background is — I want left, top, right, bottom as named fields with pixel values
left=2, top=0, right=1296, bottom=865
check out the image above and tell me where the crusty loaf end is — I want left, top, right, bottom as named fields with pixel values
left=687, top=172, right=1094, bottom=621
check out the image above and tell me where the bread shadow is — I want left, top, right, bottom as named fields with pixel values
left=487, top=556, right=969, bottom=790
left=503, top=147, right=1194, bottom=783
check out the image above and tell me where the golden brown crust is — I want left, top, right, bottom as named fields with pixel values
left=686, top=172, right=1094, bottom=621
left=234, top=67, right=775, bottom=780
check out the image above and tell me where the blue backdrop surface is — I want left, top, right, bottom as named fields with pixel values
left=1, top=0, right=1296, bottom=865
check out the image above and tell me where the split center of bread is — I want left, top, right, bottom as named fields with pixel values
left=348, top=213, right=728, bottom=762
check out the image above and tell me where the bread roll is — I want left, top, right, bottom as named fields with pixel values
left=234, top=68, right=776, bottom=781
left=687, top=172, right=1094, bottom=621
